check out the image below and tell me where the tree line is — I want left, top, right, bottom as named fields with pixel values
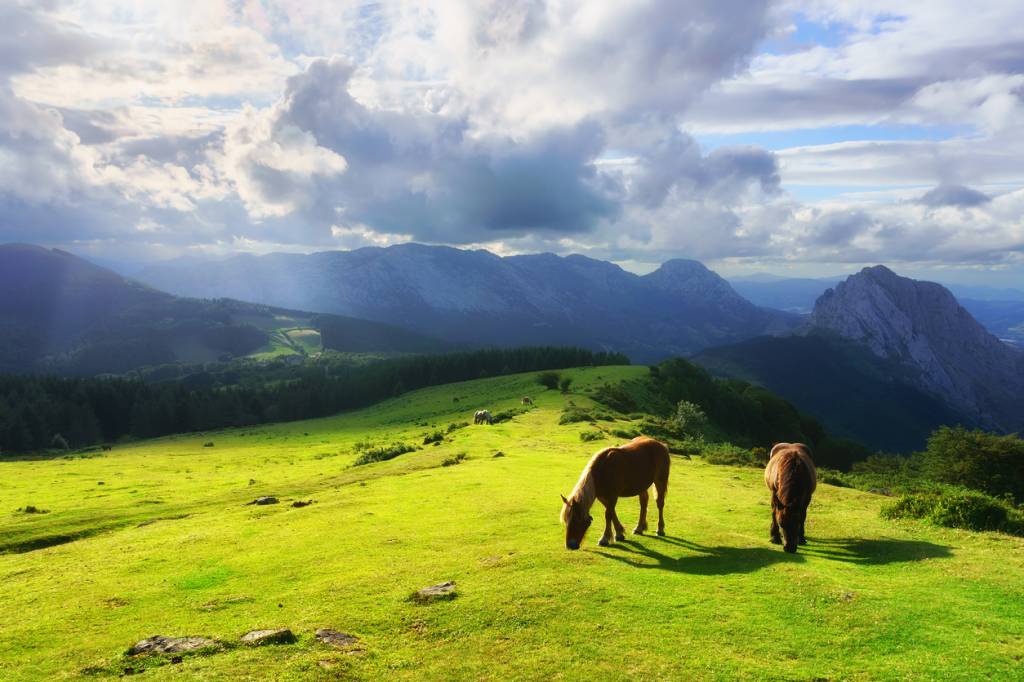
left=0, top=347, right=628, bottom=453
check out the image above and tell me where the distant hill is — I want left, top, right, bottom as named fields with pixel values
left=0, top=244, right=444, bottom=375
left=136, top=243, right=798, bottom=362
left=695, top=333, right=967, bottom=452
left=698, top=266, right=1024, bottom=451
left=728, top=275, right=841, bottom=313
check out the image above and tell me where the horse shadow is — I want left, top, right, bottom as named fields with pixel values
left=595, top=534, right=951, bottom=575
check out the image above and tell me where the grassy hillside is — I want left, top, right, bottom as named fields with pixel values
left=1, top=367, right=1022, bottom=680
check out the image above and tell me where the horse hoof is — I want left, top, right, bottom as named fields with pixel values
left=615, top=533, right=625, bottom=541
left=656, top=530, right=665, bottom=537
left=633, top=528, right=644, bottom=535
left=598, top=539, right=610, bottom=547
left=770, top=536, right=782, bottom=545
left=799, top=538, right=808, bottom=545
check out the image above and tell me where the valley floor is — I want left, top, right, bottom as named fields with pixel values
left=1, top=367, right=1022, bottom=680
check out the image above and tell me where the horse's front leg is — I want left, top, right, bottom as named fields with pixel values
left=633, top=489, right=649, bottom=535
left=598, top=498, right=615, bottom=546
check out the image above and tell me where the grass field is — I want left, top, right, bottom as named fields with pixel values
left=1, top=366, right=1022, bottom=680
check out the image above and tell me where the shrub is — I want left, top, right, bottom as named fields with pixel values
left=610, top=428, right=641, bottom=439
left=816, top=468, right=852, bottom=488
left=921, top=426, right=1024, bottom=503
left=881, top=487, right=1024, bottom=535
left=559, top=408, right=596, bottom=425
left=491, top=408, right=524, bottom=424
left=442, top=453, right=468, bottom=467
left=674, top=401, right=709, bottom=438
left=18, top=505, right=48, bottom=514
left=423, top=431, right=445, bottom=445
left=559, top=377, right=574, bottom=393
left=591, top=383, right=637, bottom=414
left=580, top=430, right=605, bottom=442
left=353, top=442, right=418, bottom=466
left=446, top=422, right=469, bottom=433
left=537, top=371, right=561, bottom=390
left=203, top=441, right=214, bottom=448
left=703, top=442, right=764, bottom=468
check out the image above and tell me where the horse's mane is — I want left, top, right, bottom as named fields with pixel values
left=560, top=448, right=606, bottom=523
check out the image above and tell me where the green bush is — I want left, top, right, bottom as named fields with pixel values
left=674, top=400, right=709, bottom=438
left=609, top=427, right=641, bottom=439
left=579, top=430, right=606, bottom=442
left=441, top=453, right=468, bottom=467
left=881, top=487, right=1024, bottom=536
left=921, top=426, right=1024, bottom=503
left=591, top=383, right=638, bottom=413
left=537, top=372, right=561, bottom=390
left=423, top=431, right=445, bottom=445
left=703, top=442, right=763, bottom=468
left=559, top=407, right=614, bottom=425
left=446, top=422, right=469, bottom=433
left=353, top=442, right=418, bottom=466
left=491, top=408, right=524, bottom=424
left=559, top=377, right=574, bottom=393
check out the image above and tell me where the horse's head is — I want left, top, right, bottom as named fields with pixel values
left=774, top=502, right=801, bottom=553
left=560, top=494, right=592, bottom=550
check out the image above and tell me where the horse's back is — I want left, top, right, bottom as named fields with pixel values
left=598, top=437, right=669, bottom=497
left=765, top=443, right=816, bottom=496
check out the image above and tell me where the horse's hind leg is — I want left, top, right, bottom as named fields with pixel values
left=633, top=489, right=649, bottom=535
left=769, top=495, right=782, bottom=544
left=654, top=478, right=667, bottom=536
left=798, top=504, right=808, bottom=545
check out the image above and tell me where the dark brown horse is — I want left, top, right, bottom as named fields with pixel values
left=764, top=442, right=817, bottom=553
left=560, top=436, right=670, bottom=550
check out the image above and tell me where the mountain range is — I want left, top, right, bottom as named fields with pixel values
left=0, top=244, right=443, bottom=375
left=136, top=244, right=798, bottom=363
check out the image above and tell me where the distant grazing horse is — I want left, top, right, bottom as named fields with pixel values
left=560, top=436, right=670, bottom=550
left=474, top=410, right=493, bottom=425
left=521, top=396, right=533, bottom=405
left=764, top=442, right=817, bottom=553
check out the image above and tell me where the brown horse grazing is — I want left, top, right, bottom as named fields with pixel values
left=560, top=436, right=670, bottom=550
left=764, top=442, right=817, bottom=553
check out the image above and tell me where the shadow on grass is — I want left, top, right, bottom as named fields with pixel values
left=595, top=534, right=951, bottom=574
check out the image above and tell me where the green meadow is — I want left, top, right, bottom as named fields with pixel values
left=1, top=366, right=1022, bottom=680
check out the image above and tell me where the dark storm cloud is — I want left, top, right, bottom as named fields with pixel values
left=918, top=184, right=992, bottom=207
left=239, top=57, right=620, bottom=240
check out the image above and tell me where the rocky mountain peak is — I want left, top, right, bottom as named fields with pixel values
left=809, top=265, right=1023, bottom=431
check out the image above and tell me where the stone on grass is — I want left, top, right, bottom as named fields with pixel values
left=246, top=496, right=279, bottom=506
left=127, top=635, right=219, bottom=656
left=240, top=628, right=296, bottom=646
left=291, top=499, right=315, bottom=508
left=315, top=629, right=359, bottom=649
left=411, top=581, right=457, bottom=603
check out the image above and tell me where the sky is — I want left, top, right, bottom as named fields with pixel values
left=2, top=1, right=1024, bottom=286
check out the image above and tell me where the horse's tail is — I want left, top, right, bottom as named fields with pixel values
left=776, top=453, right=808, bottom=505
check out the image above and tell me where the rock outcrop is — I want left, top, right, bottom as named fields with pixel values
left=808, top=265, right=1024, bottom=431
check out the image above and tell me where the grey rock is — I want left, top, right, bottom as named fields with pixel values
left=246, top=496, right=279, bottom=506
left=411, top=581, right=457, bottom=603
left=127, top=635, right=219, bottom=656
left=315, top=629, right=359, bottom=648
left=808, top=265, right=1024, bottom=432
left=240, top=628, right=296, bottom=646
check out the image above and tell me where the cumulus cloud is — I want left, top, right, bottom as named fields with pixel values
left=0, top=0, right=1022, bottom=277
